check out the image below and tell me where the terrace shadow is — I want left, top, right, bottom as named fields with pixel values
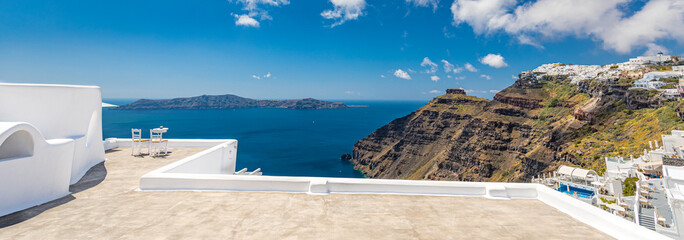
left=0, top=161, right=108, bottom=228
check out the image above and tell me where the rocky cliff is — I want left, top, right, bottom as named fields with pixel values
left=116, top=94, right=347, bottom=110
left=352, top=72, right=684, bottom=182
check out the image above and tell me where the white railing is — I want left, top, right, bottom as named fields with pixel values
left=104, top=138, right=233, bottom=149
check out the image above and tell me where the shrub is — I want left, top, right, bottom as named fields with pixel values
left=623, top=177, right=638, bottom=196
left=547, top=97, right=562, bottom=107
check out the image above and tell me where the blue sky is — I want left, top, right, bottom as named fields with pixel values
left=0, top=0, right=682, bottom=100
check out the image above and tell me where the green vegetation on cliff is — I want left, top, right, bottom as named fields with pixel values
left=564, top=101, right=684, bottom=173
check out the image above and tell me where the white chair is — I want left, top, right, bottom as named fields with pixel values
left=150, top=128, right=168, bottom=156
left=131, top=129, right=149, bottom=156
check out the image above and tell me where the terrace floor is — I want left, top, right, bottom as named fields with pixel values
left=0, top=148, right=613, bottom=239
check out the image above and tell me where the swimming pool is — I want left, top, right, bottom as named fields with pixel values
left=556, top=184, right=595, bottom=199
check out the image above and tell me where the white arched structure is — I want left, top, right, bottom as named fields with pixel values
left=0, top=83, right=105, bottom=216
left=557, top=165, right=599, bottom=183
left=0, top=122, right=75, bottom=216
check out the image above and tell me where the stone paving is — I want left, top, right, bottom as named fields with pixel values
left=0, top=148, right=613, bottom=239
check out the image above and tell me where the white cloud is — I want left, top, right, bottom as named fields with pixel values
left=443, top=26, right=456, bottom=38
left=450, top=0, right=684, bottom=53
left=489, top=89, right=500, bottom=93
left=234, top=14, right=260, bottom=27
left=455, top=76, right=466, bottom=80
left=464, top=63, right=477, bottom=72
left=251, top=72, right=272, bottom=79
left=394, top=69, right=412, bottom=80
left=511, top=75, right=518, bottom=79
left=429, top=90, right=441, bottom=94
left=431, top=76, right=440, bottom=81
left=421, top=57, right=438, bottom=73
left=464, top=89, right=475, bottom=93
left=447, top=75, right=452, bottom=78
left=479, top=53, right=508, bottom=68
left=230, top=0, right=290, bottom=26
left=345, top=90, right=361, bottom=95
left=407, top=0, right=440, bottom=10
left=321, top=0, right=366, bottom=27
left=380, top=74, right=386, bottom=78
left=517, top=35, right=544, bottom=49
left=234, top=0, right=290, bottom=12
left=441, top=60, right=454, bottom=73
left=643, top=43, right=669, bottom=56
left=450, top=0, right=517, bottom=34
left=480, top=74, right=492, bottom=80
left=602, top=0, right=684, bottom=53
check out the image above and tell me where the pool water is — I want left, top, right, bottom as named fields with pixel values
left=556, top=184, right=595, bottom=199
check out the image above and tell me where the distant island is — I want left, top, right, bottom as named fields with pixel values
left=115, top=94, right=348, bottom=110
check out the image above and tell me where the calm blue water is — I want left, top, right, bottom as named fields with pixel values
left=102, top=99, right=426, bottom=178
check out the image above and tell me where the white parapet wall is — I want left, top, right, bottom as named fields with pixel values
left=131, top=137, right=671, bottom=240
left=0, top=122, right=74, bottom=217
left=0, top=83, right=106, bottom=217
left=0, top=83, right=105, bottom=184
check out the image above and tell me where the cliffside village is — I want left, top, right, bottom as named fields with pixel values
left=533, top=52, right=684, bottom=98
left=531, top=53, right=684, bottom=238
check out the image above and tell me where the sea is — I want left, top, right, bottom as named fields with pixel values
left=102, top=99, right=427, bottom=178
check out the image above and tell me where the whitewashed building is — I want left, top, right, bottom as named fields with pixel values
left=605, top=157, right=637, bottom=180
left=633, top=79, right=666, bottom=89
left=633, top=71, right=682, bottom=89
left=629, top=53, right=675, bottom=64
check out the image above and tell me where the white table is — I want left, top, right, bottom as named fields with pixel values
left=152, top=127, right=168, bottom=133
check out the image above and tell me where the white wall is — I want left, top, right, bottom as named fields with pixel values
left=0, top=122, right=74, bottom=217
left=0, top=83, right=105, bottom=184
left=663, top=166, right=684, bottom=238
left=161, top=141, right=237, bottom=174
left=663, top=134, right=684, bottom=154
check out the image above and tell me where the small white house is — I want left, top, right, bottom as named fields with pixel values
left=605, top=157, right=636, bottom=180
left=633, top=79, right=666, bottom=89
left=663, top=130, right=684, bottom=156
left=661, top=89, right=681, bottom=98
